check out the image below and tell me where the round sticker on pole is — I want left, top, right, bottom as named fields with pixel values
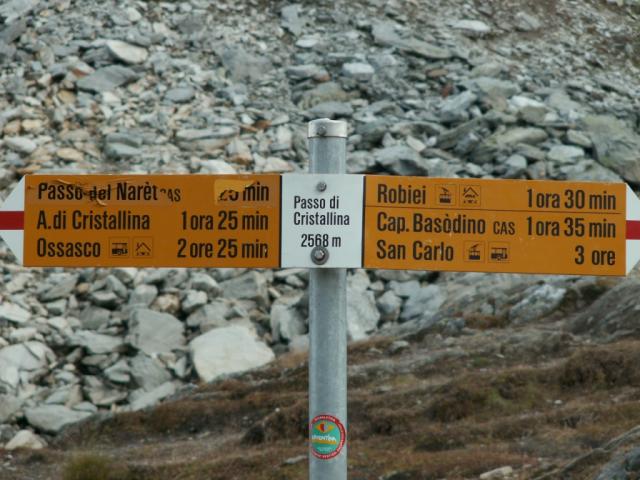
left=310, top=414, right=346, bottom=460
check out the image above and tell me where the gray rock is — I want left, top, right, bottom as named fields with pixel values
left=0, top=42, right=16, bottom=63
left=286, top=64, right=329, bottom=81
left=0, top=0, right=39, bottom=24
left=281, top=4, right=304, bottom=36
left=40, top=273, right=78, bottom=301
left=182, top=290, right=207, bottom=314
left=464, top=77, right=520, bottom=99
left=452, top=20, right=491, bottom=35
left=128, top=309, right=185, bottom=355
left=72, top=402, right=98, bottom=414
left=129, top=381, right=177, bottom=411
left=289, top=335, right=309, bottom=354
left=106, top=40, right=148, bottom=64
left=221, top=47, right=273, bottom=83
left=437, top=117, right=485, bottom=151
left=4, top=430, right=46, bottom=450
left=84, top=377, right=128, bottom=406
left=76, top=65, right=138, bottom=93
left=5, top=136, right=36, bottom=154
left=219, top=271, right=268, bottom=307
left=0, top=366, right=19, bottom=392
left=561, top=160, right=622, bottom=182
left=439, top=90, right=477, bottom=124
left=105, top=142, right=140, bottom=160
left=547, top=145, right=584, bottom=164
left=566, top=130, right=593, bottom=148
left=374, top=145, right=427, bottom=176
left=164, top=86, right=195, bottom=103
left=513, top=12, right=542, bottom=32
left=571, top=279, right=640, bottom=339
left=0, top=425, right=18, bottom=444
left=25, top=405, right=91, bottom=434
left=509, top=284, right=567, bottom=324
left=480, top=466, right=514, bottom=480
left=546, top=90, right=585, bottom=118
left=175, top=127, right=237, bottom=142
left=130, top=353, right=172, bottom=391
left=347, top=271, right=380, bottom=340
left=45, top=299, right=67, bottom=316
left=70, top=331, right=123, bottom=354
left=89, top=290, right=120, bottom=308
left=9, top=327, right=38, bottom=343
left=389, top=280, right=421, bottom=298
left=581, top=115, right=640, bottom=182
left=0, top=303, right=31, bottom=324
left=473, top=128, right=548, bottom=164
left=270, top=303, right=306, bottom=343
left=129, top=284, right=158, bottom=307
left=505, top=154, right=528, bottom=176
left=400, top=285, right=446, bottom=322
left=308, top=101, right=354, bottom=119
left=376, top=290, right=402, bottom=323
left=189, top=325, right=274, bottom=382
left=372, top=22, right=451, bottom=60
left=0, top=18, right=26, bottom=45
left=0, top=394, right=22, bottom=423
left=105, top=132, right=142, bottom=148
left=342, top=62, right=375, bottom=81
left=80, top=307, right=111, bottom=330
left=0, top=342, right=53, bottom=371
left=103, top=359, right=130, bottom=384
left=189, top=273, right=220, bottom=295
left=595, top=446, right=640, bottom=480
left=186, top=301, right=231, bottom=330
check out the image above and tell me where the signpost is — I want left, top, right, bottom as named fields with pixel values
left=2, top=119, right=640, bottom=480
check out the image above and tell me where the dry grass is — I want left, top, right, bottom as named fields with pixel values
left=62, top=454, right=135, bottom=480
left=16, top=339, right=640, bottom=480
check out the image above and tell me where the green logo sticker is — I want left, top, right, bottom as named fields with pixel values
left=310, top=414, right=346, bottom=460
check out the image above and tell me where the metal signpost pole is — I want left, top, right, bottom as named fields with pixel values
left=308, top=119, right=348, bottom=480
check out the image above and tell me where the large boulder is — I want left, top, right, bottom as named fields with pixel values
left=189, top=326, right=274, bottom=383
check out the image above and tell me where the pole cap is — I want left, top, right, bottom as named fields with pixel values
left=308, top=118, right=348, bottom=138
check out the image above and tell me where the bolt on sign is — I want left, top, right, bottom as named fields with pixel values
left=1, top=174, right=640, bottom=275
left=0, top=175, right=281, bottom=267
left=363, top=176, right=640, bottom=276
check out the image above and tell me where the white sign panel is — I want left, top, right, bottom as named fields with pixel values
left=281, top=174, right=363, bottom=268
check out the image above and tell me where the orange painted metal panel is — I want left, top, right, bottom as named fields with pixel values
left=23, top=175, right=281, bottom=267
left=363, top=176, right=626, bottom=276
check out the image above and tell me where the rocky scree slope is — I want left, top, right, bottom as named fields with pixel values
left=0, top=0, right=639, bottom=471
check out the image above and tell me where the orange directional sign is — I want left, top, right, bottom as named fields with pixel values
left=2, top=174, right=640, bottom=275
left=363, top=176, right=640, bottom=276
left=0, top=175, right=280, bottom=267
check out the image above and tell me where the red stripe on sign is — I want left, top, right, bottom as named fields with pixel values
left=0, top=211, right=24, bottom=230
left=627, top=220, right=640, bottom=240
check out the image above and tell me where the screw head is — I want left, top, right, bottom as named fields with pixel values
left=316, top=125, right=327, bottom=136
left=311, top=246, right=329, bottom=265
left=316, top=181, right=327, bottom=192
